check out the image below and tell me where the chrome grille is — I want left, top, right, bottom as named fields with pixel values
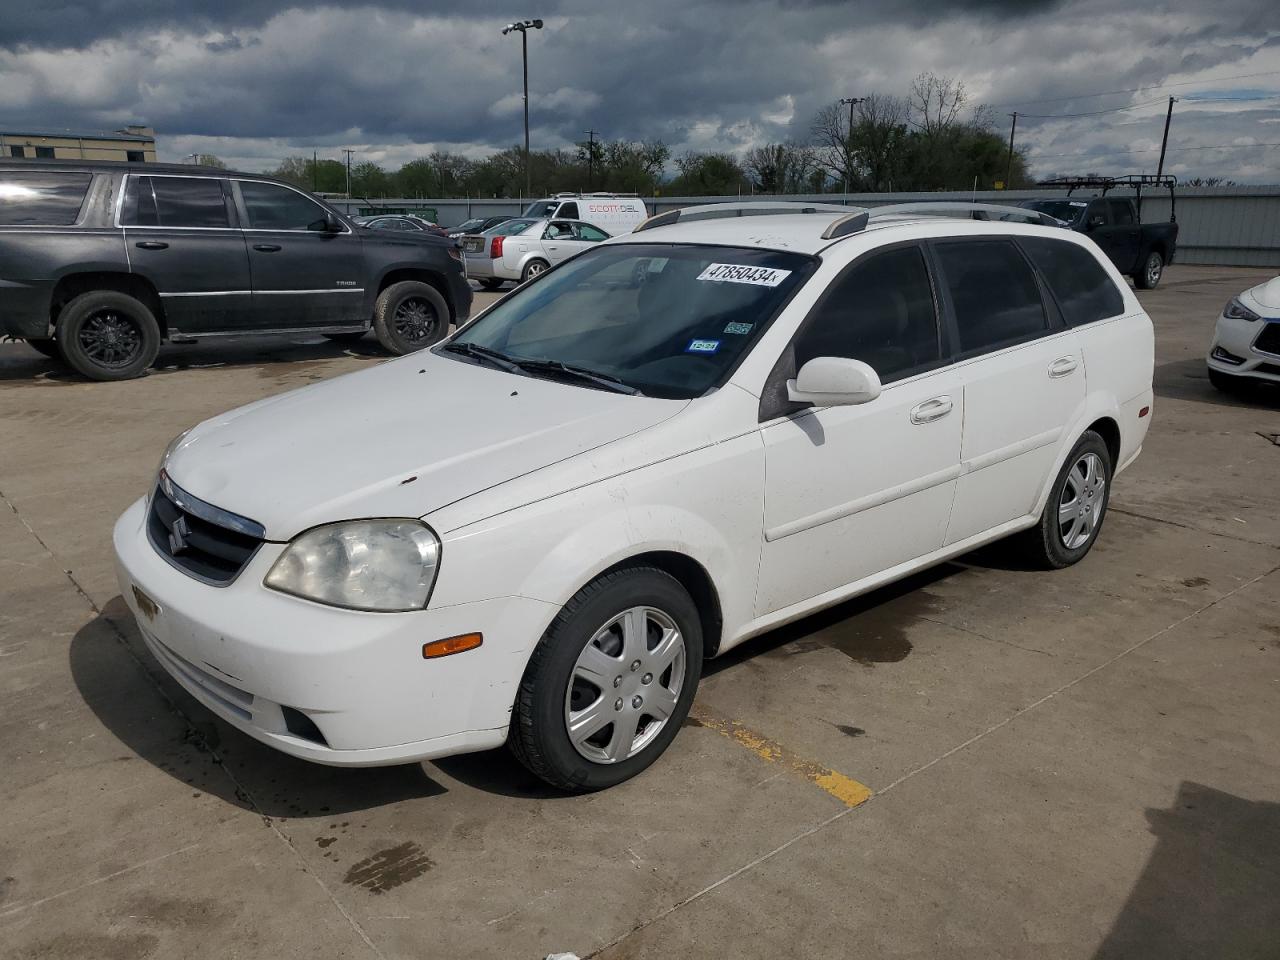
left=147, top=472, right=263, bottom=585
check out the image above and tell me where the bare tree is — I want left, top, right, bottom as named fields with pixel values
left=810, top=101, right=857, bottom=190
left=810, top=94, right=908, bottom=192
left=744, top=141, right=817, bottom=194
left=909, top=73, right=968, bottom=137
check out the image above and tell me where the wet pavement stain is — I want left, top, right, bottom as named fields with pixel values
left=1182, top=576, right=1210, bottom=588
left=316, top=836, right=337, bottom=848
left=835, top=724, right=867, bottom=738
left=764, top=588, right=940, bottom=666
left=343, top=842, right=434, bottom=895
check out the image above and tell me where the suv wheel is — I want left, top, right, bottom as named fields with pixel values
left=372, top=281, right=449, bottom=354
left=1134, top=251, right=1164, bottom=289
left=1018, top=430, right=1112, bottom=569
left=510, top=566, right=703, bottom=792
left=56, top=291, right=161, bottom=381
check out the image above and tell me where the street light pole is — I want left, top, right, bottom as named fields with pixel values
left=342, top=148, right=355, bottom=197
left=1005, top=112, right=1018, bottom=188
left=1156, top=96, right=1176, bottom=179
left=502, top=18, right=544, bottom=199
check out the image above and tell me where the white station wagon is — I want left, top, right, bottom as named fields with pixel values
left=114, top=202, right=1154, bottom=791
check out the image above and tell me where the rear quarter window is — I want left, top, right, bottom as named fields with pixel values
left=933, top=239, right=1048, bottom=356
left=1020, top=237, right=1125, bottom=327
left=0, top=172, right=92, bottom=225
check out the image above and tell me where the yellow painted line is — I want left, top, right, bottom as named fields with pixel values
left=688, top=707, right=873, bottom=808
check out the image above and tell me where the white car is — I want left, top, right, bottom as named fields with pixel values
left=1207, top=275, right=1280, bottom=391
left=113, top=202, right=1154, bottom=791
left=462, top=217, right=611, bottom=289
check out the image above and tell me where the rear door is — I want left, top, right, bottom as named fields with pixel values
left=232, top=179, right=365, bottom=328
left=932, top=237, right=1084, bottom=546
left=120, top=174, right=253, bottom=333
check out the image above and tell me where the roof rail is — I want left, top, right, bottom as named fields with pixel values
left=867, top=201, right=1059, bottom=226
left=633, top=201, right=858, bottom=233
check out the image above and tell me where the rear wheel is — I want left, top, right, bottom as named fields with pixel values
left=1134, top=251, right=1164, bottom=289
left=372, top=281, right=449, bottom=355
left=521, top=259, right=549, bottom=284
left=24, top=338, right=62, bottom=360
left=1018, top=431, right=1112, bottom=569
left=55, top=291, right=160, bottom=381
left=510, top=566, right=703, bottom=792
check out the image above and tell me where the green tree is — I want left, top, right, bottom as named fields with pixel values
left=667, top=152, right=747, bottom=196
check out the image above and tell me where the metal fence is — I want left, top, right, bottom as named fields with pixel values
left=330, top=186, right=1280, bottom=268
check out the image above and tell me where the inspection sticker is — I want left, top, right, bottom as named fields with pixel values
left=724, top=321, right=753, bottom=335
left=686, top=339, right=721, bottom=354
left=696, top=263, right=791, bottom=287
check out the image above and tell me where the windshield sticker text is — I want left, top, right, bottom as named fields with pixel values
left=686, top=339, right=721, bottom=354
left=696, top=263, right=792, bottom=287
left=724, top=322, right=753, bottom=335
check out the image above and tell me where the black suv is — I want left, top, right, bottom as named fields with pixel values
left=0, top=161, right=471, bottom=380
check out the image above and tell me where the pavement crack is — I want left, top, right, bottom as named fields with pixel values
left=917, top=615, right=1056, bottom=657
left=1110, top=505, right=1279, bottom=549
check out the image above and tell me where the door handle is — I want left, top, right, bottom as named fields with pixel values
left=252, top=243, right=282, bottom=252
left=910, top=396, right=953, bottom=424
left=1048, top=356, right=1079, bottom=378
left=134, top=240, right=168, bottom=250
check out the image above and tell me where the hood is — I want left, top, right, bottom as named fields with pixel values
left=1247, top=277, right=1280, bottom=311
left=165, top=353, right=685, bottom=540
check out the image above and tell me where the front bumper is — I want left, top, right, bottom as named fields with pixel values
left=1207, top=313, right=1280, bottom=383
left=112, top=497, right=557, bottom=766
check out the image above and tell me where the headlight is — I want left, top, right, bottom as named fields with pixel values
left=264, top=519, right=441, bottom=612
left=1223, top=297, right=1260, bottom=322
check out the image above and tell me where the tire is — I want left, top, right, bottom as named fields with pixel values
left=1134, top=251, right=1164, bottom=289
left=55, top=291, right=160, bottom=382
left=1018, top=430, right=1112, bottom=569
left=510, top=566, right=704, bottom=792
left=322, top=331, right=368, bottom=343
left=24, top=338, right=62, bottom=360
left=479, top=278, right=505, bottom=291
left=521, top=259, right=549, bottom=284
left=371, top=281, right=450, bottom=355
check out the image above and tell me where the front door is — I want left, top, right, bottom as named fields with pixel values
left=120, top=174, right=253, bottom=333
left=756, top=244, right=962, bottom=615
left=233, top=179, right=366, bottom=328
left=930, top=238, right=1085, bottom=545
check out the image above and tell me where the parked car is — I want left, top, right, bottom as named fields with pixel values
left=447, top=215, right=512, bottom=239
left=1021, top=175, right=1179, bottom=289
left=1206, top=274, right=1280, bottom=392
left=353, top=214, right=449, bottom=237
left=521, top=192, right=648, bottom=235
left=462, top=217, right=610, bottom=289
left=114, top=201, right=1153, bottom=791
left=0, top=161, right=471, bottom=380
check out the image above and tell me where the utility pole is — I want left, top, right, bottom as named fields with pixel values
left=838, top=97, right=866, bottom=194
left=1004, top=112, right=1018, bottom=189
left=502, top=19, right=544, bottom=199
left=342, top=148, right=355, bottom=197
left=1156, top=96, right=1176, bottom=178
left=585, top=128, right=597, bottom=190
left=312, top=148, right=317, bottom=192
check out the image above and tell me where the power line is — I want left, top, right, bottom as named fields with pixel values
left=1181, top=94, right=1280, bottom=103
left=1016, top=95, right=1171, bottom=119
left=987, top=68, right=1280, bottom=109
left=1027, top=141, right=1280, bottom=161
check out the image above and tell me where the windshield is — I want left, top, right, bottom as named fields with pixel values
left=1023, top=200, right=1087, bottom=223
left=487, top=218, right=537, bottom=236
left=522, top=200, right=559, bottom=218
left=444, top=243, right=814, bottom=399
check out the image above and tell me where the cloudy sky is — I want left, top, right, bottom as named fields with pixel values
left=1, top=0, right=1278, bottom=182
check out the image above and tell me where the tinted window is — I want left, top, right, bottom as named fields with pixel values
left=0, top=172, right=91, bottom=225
left=935, top=240, right=1047, bottom=355
left=123, top=176, right=229, bottom=228
left=794, top=246, right=941, bottom=383
left=1085, top=201, right=1108, bottom=227
left=1109, top=200, right=1135, bottom=225
left=239, top=181, right=330, bottom=230
left=557, top=201, right=579, bottom=219
left=1021, top=238, right=1125, bottom=327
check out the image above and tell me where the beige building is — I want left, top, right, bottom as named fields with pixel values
left=0, top=125, right=157, bottom=162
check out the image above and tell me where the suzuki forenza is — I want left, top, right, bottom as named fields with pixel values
left=114, top=202, right=1154, bottom=791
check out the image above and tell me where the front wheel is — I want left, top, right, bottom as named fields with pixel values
left=372, top=281, right=450, bottom=355
left=55, top=291, right=161, bottom=381
left=510, top=566, right=703, bottom=792
left=521, top=259, right=549, bottom=284
left=1134, top=251, right=1164, bottom=289
left=1017, top=431, right=1112, bottom=569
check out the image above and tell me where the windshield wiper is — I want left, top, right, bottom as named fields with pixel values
left=513, top=358, right=641, bottom=395
left=439, top=341, right=524, bottom=374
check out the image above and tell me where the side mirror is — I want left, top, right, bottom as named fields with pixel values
left=786, top=356, right=882, bottom=407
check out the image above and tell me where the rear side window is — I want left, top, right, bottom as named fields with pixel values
left=0, top=172, right=91, bottom=225
left=578, top=223, right=609, bottom=241
left=935, top=239, right=1048, bottom=355
left=239, top=181, right=330, bottom=230
left=123, top=176, right=229, bottom=228
left=1020, top=238, right=1125, bottom=327
left=794, top=245, right=942, bottom=383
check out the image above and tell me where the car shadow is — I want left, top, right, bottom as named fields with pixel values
left=1093, top=781, right=1280, bottom=959
left=1154, top=357, right=1280, bottom=408
left=73, top=598, right=447, bottom=818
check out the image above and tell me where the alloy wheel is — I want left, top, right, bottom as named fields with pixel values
left=393, top=296, right=438, bottom=345
left=78, top=310, right=143, bottom=369
left=1147, top=256, right=1163, bottom=287
left=564, top=605, right=687, bottom=764
left=1058, top=452, right=1106, bottom=550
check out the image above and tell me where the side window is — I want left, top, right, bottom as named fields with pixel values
left=934, top=239, right=1048, bottom=355
left=35, top=146, right=55, bottom=159
left=8, top=145, right=25, bottom=158
left=126, top=150, right=146, bottom=163
left=556, top=201, right=579, bottom=219
left=239, top=181, right=331, bottom=231
left=1020, top=238, right=1125, bottom=327
left=1086, top=201, right=1108, bottom=228
left=544, top=220, right=575, bottom=240
left=122, top=176, right=229, bottom=228
left=1108, top=200, right=1135, bottom=226
left=793, top=245, right=942, bottom=384
left=577, top=223, right=609, bottom=242
left=0, top=172, right=92, bottom=225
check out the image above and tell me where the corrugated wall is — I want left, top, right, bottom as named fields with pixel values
left=332, top=186, right=1280, bottom=268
